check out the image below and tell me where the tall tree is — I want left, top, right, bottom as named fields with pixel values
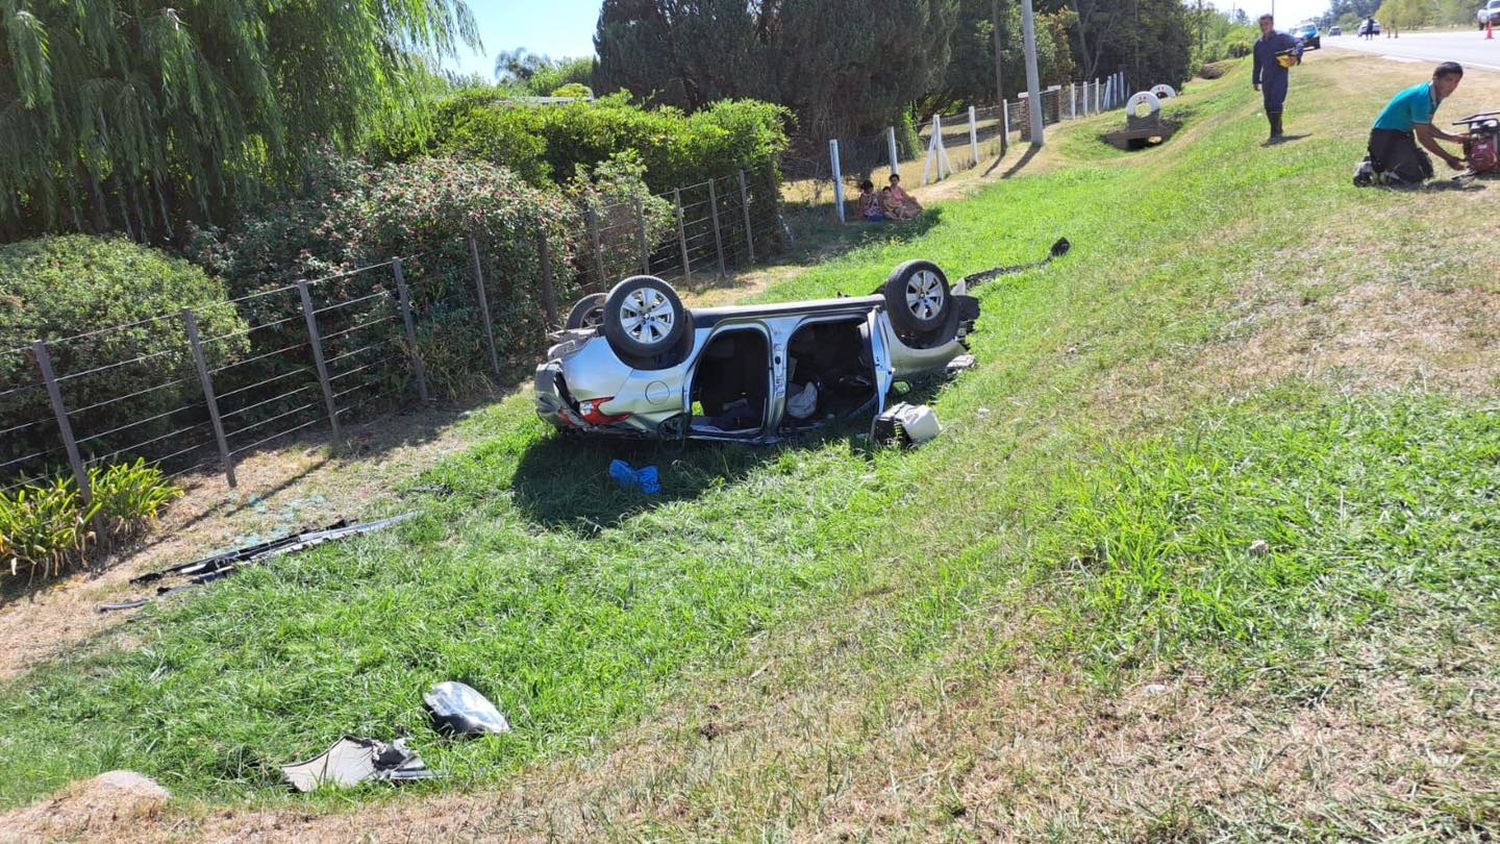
left=0, top=0, right=478, bottom=240
left=929, top=0, right=1074, bottom=114
left=1060, top=0, right=1190, bottom=89
left=595, top=0, right=956, bottom=140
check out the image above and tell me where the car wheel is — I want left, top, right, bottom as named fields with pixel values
left=882, top=260, right=952, bottom=335
left=603, top=275, right=688, bottom=365
left=565, top=293, right=607, bottom=330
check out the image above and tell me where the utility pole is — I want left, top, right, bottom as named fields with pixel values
left=992, top=0, right=1008, bottom=155
left=1020, top=0, right=1044, bottom=146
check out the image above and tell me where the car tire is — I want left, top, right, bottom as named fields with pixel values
left=565, top=293, right=607, bottom=330
left=882, top=260, right=952, bottom=336
left=603, top=275, right=689, bottom=366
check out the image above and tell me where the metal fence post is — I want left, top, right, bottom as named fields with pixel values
left=467, top=235, right=502, bottom=377
left=707, top=179, right=726, bottom=278
left=968, top=105, right=980, bottom=165
left=296, top=281, right=342, bottom=448
left=829, top=139, right=846, bottom=223
left=31, top=340, right=91, bottom=505
left=587, top=207, right=607, bottom=288
left=634, top=196, right=650, bottom=274
left=887, top=126, right=900, bottom=177
left=537, top=232, right=560, bottom=327
left=391, top=258, right=431, bottom=403
left=182, top=310, right=236, bottom=488
left=673, top=188, right=691, bottom=283
left=738, top=170, right=756, bottom=264
left=1001, top=101, right=1010, bottom=143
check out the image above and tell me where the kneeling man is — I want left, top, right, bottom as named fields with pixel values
left=1357, top=62, right=1467, bottom=186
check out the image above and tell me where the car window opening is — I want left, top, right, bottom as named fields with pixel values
left=690, top=330, right=770, bottom=435
left=781, top=319, right=877, bottom=432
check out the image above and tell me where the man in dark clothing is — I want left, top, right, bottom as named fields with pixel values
left=1355, top=62, right=1468, bottom=187
left=1252, top=14, right=1303, bottom=142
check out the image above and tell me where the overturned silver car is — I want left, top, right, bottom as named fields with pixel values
left=534, top=240, right=1069, bottom=444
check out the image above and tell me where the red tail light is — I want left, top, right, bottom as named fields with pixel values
left=578, top=397, right=631, bottom=426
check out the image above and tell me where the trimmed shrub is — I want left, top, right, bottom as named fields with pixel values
left=550, top=83, right=594, bottom=99
left=347, top=157, right=585, bottom=392
left=192, top=154, right=610, bottom=399
left=415, top=92, right=791, bottom=195
left=0, top=236, right=249, bottom=472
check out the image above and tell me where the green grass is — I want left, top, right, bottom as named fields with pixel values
left=1, top=56, right=1497, bottom=835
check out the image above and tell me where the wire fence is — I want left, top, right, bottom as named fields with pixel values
left=1, top=168, right=788, bottom=498
left=811, top=71, right=1132, bottom=222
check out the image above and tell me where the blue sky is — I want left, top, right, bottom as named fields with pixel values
left=444, top=0, right=1333, bottom=82
left=447, top=0, right=603, bottom=80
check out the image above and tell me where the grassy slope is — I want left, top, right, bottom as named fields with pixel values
left=1, top=53, right=1497, bottom=838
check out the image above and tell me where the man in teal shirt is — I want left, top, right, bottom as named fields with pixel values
left=1356, top=62, right=1468, bottom=186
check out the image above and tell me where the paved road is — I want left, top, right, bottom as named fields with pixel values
left=1326, top=29, right=1500, bottom=73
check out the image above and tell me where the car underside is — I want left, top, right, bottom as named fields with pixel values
left=534, top=239, right=1070, bottom=445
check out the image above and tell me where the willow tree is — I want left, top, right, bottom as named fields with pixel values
left=0, top=0, right=478, bottom=239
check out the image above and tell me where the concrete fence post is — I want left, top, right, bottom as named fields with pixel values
left=887, top=126, right=900, bottom=177
left=968, top=105, right=980, bottom=165
left=829, top=139, right=846, bottom=223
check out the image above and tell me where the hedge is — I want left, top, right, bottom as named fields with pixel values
left=389, top=92, right=790, bottom=197
left=0, top=236, right=248, bottom=472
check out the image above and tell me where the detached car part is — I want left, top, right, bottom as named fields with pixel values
left=425, top=681, right=513, bottom=737
left=281, top=737, right=434, bottom=792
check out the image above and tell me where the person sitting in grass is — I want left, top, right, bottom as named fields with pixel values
left=887, top=174, right=922, bottom=217
left=1355, top=62, right=1468, bottom=187
left=880, top=187, right=916, bottom=221
left=857, top=179, right=885, bottom=222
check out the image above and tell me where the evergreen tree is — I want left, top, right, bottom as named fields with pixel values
left=0, top=0, right=478, bottom=239
left=595, top=0, right=955, bottom=140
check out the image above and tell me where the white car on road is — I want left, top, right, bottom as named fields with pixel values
left=1481, top=0, right=1500, bottom=27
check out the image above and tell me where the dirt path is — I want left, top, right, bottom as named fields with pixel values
left=0, top=400, right=496, bottom=681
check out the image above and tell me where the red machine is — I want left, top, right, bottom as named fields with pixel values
left=1456, top=112, right=1500, bottom=175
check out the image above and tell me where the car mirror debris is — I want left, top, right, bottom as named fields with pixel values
left=425, top=681, right=513, bottom=738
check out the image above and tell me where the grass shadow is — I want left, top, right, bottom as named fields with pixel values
left=507, top=377, right=951, bottom=534
left=998, top=144, right=1042, bottom=179
left=773, top=206, right=947, bottom=271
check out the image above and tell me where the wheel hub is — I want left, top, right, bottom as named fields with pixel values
left=620, top=288, right=674, bottom=343
left=905, top=271, right=944, bottom=320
